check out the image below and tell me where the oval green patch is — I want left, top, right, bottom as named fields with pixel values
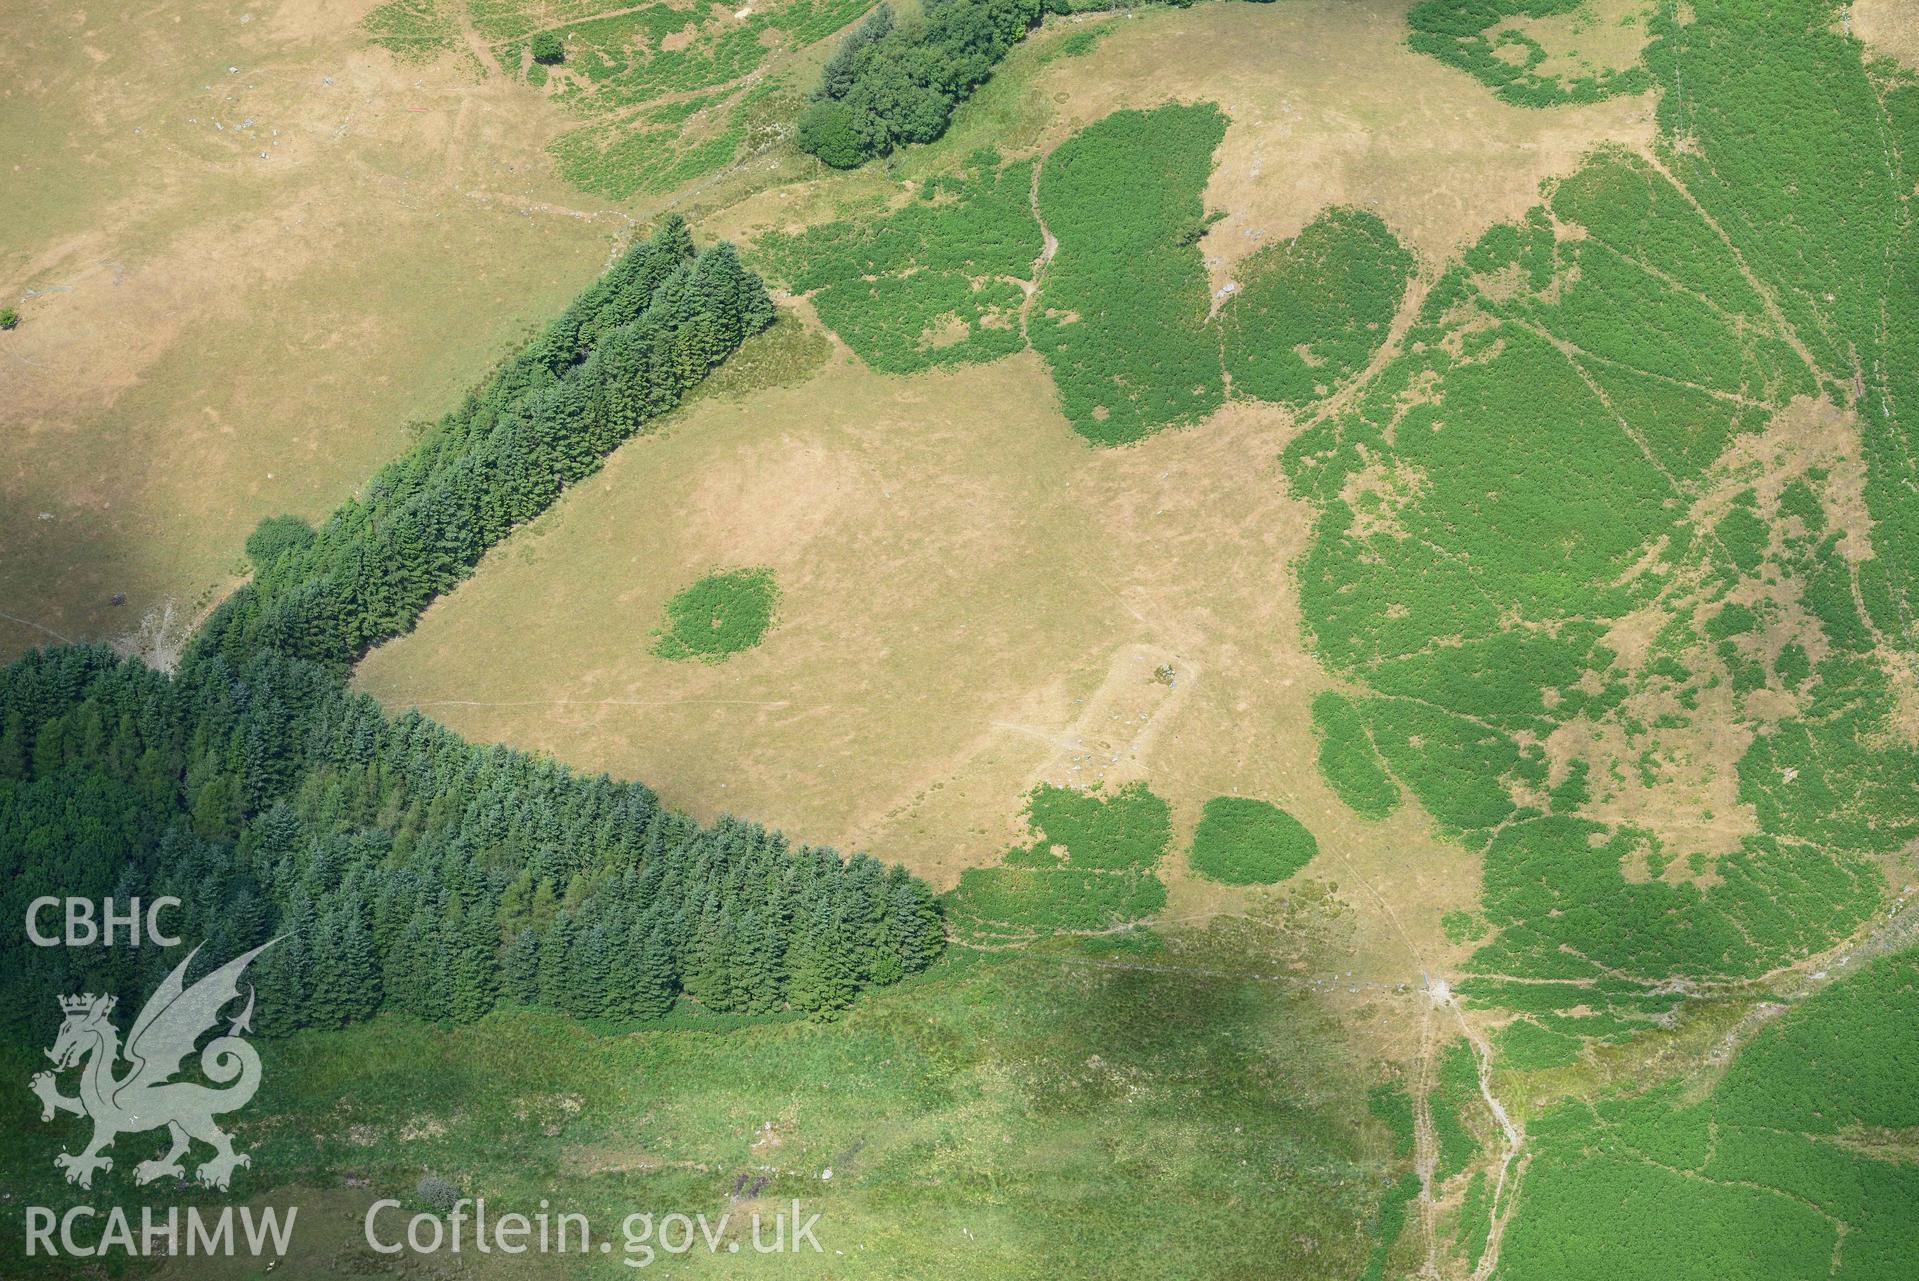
left=1188, top=796, right=1318, bottom=885
left=652, top=567, right=779, bottom=662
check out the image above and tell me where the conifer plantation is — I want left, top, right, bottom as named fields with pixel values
left=200, top=216, right=778, bottom=671
left=0, top=217, right=944, bottom=1044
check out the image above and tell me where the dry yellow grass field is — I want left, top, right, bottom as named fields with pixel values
left=0, top=0, right=629, bottom=659
left=1853, top=0, right=1919, bottom=68
left=355, top=327, right=1469, bottom=983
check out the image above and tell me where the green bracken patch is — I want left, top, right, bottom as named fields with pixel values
left=1311, top=690, right=1401, bottom=819
left=367, top=0, right=856, bottom=198
left=755, top=150, right=1040, bottom=374
left=1022, top=780, right=1171, bottom=870
left=1494, top=1016, right=1583, bottom=1069
left=766, top=104, right=1414, bottom=445
left=1283, top=95, right=1905, bottom=1001
left=1029, top=103, right=1229, bottom=444
left=1501, top=951, right=1919, bottom=1281
left=651, top=568, right=779, bottom=663
left=1273, top=32, right=1919, bottom=1276
left=363, top=0, right=459, bottom=62
left=952, top=782, right=1172, bottom=937
left=1430, top=1037, right=1484, bottom=1184
left=1220, top=207, right=1414, bottom=408
left=1406, top=0, right=1653, bottom=106
left=1187, top=795, right=1319, bottom=885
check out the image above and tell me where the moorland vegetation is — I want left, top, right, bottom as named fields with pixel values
left=1284, top=0, right=1919, bottom=1269
left=952, top=782, right=1171, bottom=938
left=763, top=105, right=1416, bottom=443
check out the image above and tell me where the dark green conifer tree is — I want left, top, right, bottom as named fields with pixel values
left=449, top=904, right=500, bottom=1023
left=627, top=927, right=678, bottom=1022
left=336, top=914, right=382, bottom=1023
left=566, top=924, right=613, bottom=1019
left=785, top=908, right=858, bottom=1013
left=734, top=910, right=783, bottom=1013
left=0, top=710, right=28, bottom=780
left=252, top=930, right=310, bottom=1037
left=502, top=927, right=540, bottom=1005
left=537, top=913, right=575, bottom=1009
left=683, top=905, right=739, bottom=1012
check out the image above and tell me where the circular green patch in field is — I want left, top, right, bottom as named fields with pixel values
left=651, top=568, right=778, bottom=662
left=1188, top=797, right=1318, bottom=885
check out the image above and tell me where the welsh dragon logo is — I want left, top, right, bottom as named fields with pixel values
left=30, top=940, right=276, bottom=1191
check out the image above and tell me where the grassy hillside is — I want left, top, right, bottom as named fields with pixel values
left=7, top=930, right=1395, bottom=1280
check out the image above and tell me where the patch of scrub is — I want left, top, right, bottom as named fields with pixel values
left=1029, top=103, right=1229, bottom=445
left=763, top=104, right=1230, bottom=442
left=1279, top=80, right=1908, bottom=997
left=1025, top=0, right=1656, bottom=272
left=1499, top=949, right=1919, bottom=1281
left=953, top=782, right=1171, bottom=938
left=1187, top=795, right=1319, bottom=885
left=363, top=0, right=458, bottom=62
left=1220, top=208, right=1414, bottom=408
left=547, top=81, right=790, bottom=200
left=651, top=567, right=779, bottom=662
left=771, top=111, right=1414, bottom=443
left=1493, top=1016, right=1584, bottom=1069
left=366, top=0, right=860, bottom=199
left=1407, top=0, right=1654, bottom=105
left=754, top=150, right=1040, bottom=374
left=1361, top=1082, right=1424, bottom=1281
left=1018, top=780, right=1172, bottom=870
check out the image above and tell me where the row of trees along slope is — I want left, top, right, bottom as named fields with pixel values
left=197, top=215, right=775, bottom=672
